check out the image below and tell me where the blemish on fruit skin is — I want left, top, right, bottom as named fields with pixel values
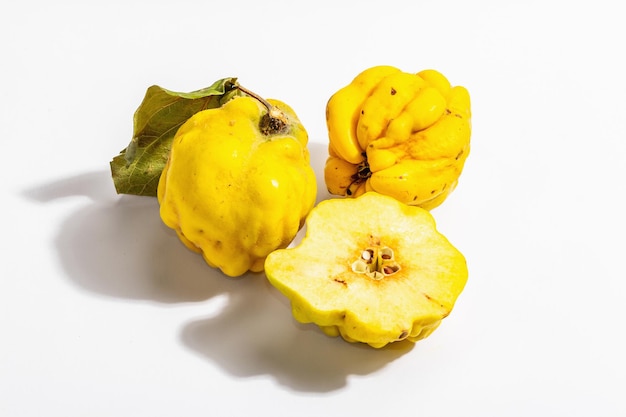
left=390, top=87, right=397, bottom=95
left=398, top=330, right=408, bottom=340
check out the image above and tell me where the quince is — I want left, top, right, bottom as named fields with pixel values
left=158, top=89, right=317, bottom=277
left=265, top=192, right=468, bottom=348
left=324, top=66, right=471, bottom=210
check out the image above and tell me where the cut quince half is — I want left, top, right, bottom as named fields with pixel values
left=265, top=192, right=468, bottom=348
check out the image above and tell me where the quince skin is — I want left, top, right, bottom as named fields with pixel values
left=158, top=94, right=317, bottom=277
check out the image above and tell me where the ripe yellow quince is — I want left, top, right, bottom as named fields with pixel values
left=324, top=66, right=471, bottom=210
left=157, top=89, right=317, bottom=277
left=265, top=192, right=468, bottom=348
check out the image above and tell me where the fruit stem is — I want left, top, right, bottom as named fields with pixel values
left=236, top=83, right=289, bottom=135
left=236, top=84, right=283, bottom=119
left=236, top=84, right=273, bottom=111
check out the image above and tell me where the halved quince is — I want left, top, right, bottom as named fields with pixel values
left=264, top=192, right=468, bottom=348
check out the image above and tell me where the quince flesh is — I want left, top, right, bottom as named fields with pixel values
left=265, top=192, right=468, bottom=348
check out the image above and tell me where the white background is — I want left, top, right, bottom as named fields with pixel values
left=2, top=0, right=625, bottom=416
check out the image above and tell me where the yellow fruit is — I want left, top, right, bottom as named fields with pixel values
left=265, top=192, right=468, bottom=348
left=157, top=93, right=317, bottom=277
left=324, top=66, right=471, bottom=210
left=326, top=65, right=401, bottom=164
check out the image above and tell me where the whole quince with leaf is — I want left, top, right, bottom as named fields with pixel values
left=110, top=79, right=317, bottom=277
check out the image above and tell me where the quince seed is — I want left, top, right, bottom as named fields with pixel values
left=380, top=247, right=394, bottom=260
left=383, top=264, right=400, bottom=276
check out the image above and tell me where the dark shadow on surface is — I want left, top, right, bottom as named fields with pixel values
left=24, top=170, right=231, bottom=303
left=180, top=277, right=415, bottom=392
left=22, top=143, right=412, bottom=392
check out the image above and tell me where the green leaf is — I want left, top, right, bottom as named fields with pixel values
left=110, top=77, right=240, bottom=196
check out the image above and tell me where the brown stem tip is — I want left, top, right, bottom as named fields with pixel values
left=236, top=84, right=289, bottom=135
